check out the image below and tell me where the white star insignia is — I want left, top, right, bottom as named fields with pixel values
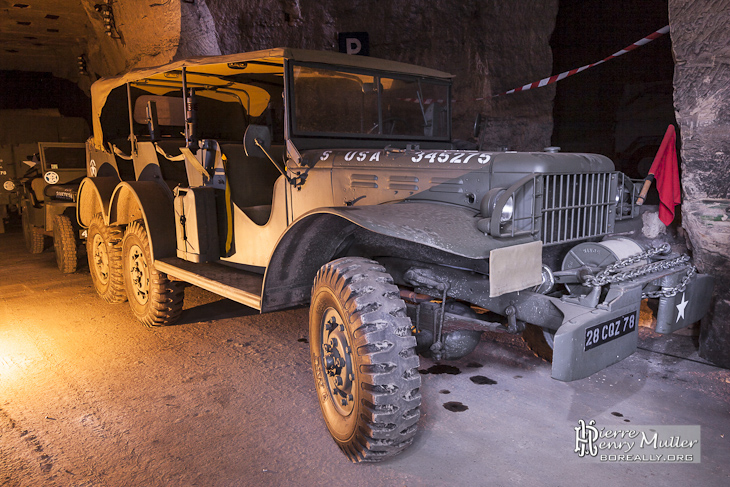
left=676, top=293, right=689, bottom=323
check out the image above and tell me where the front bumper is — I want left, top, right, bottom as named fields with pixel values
left=550, top=264, right=713, bottom=381
left=386, top=255, right=714, bottom=382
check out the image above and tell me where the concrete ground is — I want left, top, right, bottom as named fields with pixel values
left=0, top=226, right=728, bottom=487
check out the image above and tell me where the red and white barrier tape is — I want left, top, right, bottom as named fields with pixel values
left=494, top=25, right=670, bottom=97
left=394, top=26, right=670, bottom=104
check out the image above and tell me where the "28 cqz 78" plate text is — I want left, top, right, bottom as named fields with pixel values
left=585, top=311, right=637, bottom=351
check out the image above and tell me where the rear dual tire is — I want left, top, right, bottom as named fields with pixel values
left=87, top=213, right=126, bottom=303
left=121, top=220, right=184, bottom=326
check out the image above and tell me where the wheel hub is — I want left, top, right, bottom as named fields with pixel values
left=320, top=308, right=355, bottom=416
left=127, top=243, right=149, bottom=305
left=92, top=233, right=110, bottom=284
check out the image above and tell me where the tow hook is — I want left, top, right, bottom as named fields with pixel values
left=505, top=305, right=525, bottom=334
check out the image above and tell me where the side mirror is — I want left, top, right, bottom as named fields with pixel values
left=243, top=124, right=272, bottom=158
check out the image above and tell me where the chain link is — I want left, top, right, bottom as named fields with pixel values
left=642, top=266, right=696, bottom=299
left=582, top=244, right=696, bottom=299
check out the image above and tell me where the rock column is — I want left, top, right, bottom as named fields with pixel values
left=669, top=0, right=730, bottom=366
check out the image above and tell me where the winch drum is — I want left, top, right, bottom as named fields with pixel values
left=561, top=238, right=647, bottom=295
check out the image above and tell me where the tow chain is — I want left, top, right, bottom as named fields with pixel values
left=582, top=244, right=697, bottom=299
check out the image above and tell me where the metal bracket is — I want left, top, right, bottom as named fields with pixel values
left=403, top=267, right=450, bottom=360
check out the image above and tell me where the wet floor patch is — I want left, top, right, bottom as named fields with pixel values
left=610, top=411, right=631, bottom=422
left=439, top=389, right=451, bottom=394
left=297, top=338, right=308, bottom=343
left=419, top=364, right=461, bottom=375
left=469, top=375, right=497, bottom=385
left=443, top=401, right=468, bottom=412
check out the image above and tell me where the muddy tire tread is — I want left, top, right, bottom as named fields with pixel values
left=53, top=214, right=78, bottom=273
left=311, top=257, right=420, bottom=463
left=23, top=210, right=46, bottom=254
left=122, top=220, right=184, bottom=327
left=87, top=213, right=126, bottom=303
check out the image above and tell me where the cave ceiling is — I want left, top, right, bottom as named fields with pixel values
left=1, top=1, right=91, bottom=80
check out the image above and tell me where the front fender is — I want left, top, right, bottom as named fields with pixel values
left=261, top=201, right=536, bottom=312
left=313, top=201, right=535, bottom=259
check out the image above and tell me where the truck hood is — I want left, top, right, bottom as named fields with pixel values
left=301, top=148, right=615, bottom=173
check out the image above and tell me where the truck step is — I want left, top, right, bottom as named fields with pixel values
left=155, top=257, right=263, bottom=310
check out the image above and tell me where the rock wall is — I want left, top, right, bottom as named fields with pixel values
left=669, top=0, right=730, bottom=366
left=174, top=0, right=558, bottom=148
left=79, top=0, right=182, bottom=88
left=77, top=1, right=557, bottom=148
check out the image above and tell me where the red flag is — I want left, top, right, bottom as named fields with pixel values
left=648, top=125, right=681, bottom=225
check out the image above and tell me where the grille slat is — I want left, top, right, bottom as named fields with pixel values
left=541, top=172, right=616, bottom=246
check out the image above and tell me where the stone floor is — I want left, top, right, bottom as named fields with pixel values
left=1, top=226, right=728, bottom=486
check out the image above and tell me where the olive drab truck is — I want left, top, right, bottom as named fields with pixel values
left=17, top=142, right=88, bottom=273
left=75, top=48, right=714, bottom=463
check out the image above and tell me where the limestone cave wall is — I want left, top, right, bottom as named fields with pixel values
left=77, top=0, right=183, bottom=92
left=669, top=0, right=730, bottom=366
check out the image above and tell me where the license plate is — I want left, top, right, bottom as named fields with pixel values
left=584, top=311, right=637, bottom=351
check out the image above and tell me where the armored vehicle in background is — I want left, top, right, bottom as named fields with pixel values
left=75, top=48, right=713, bottom=462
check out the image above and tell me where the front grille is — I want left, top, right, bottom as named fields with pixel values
left=541, top=173, right=616, bottom=245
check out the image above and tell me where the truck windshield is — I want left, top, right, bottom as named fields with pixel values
left=291, top=64, right=450, bottom=140
left=42, top=146, right=87, bottom=170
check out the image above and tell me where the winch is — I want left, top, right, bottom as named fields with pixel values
left=561, top=237, right=648, bottom=296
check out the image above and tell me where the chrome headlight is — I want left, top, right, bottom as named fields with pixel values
left=500, top=195, right=514, bottom=222
left=481, top=188, right=514, bottom=222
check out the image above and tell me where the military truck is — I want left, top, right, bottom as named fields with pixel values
left=75, top=48, right=713, bottom=463
left=0, top=109, right=90, bottom=234
left=17, top=142, right=87, bottom=273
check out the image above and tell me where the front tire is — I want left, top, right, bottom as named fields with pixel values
left=86, top=213, right=126, bottom=303
left=122, top=220, right=184, bottom=326
left=53, top=214, right=78, bottom=273
left=309, top=257, right=421, bottom=463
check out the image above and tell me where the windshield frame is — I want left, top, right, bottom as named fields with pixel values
left=285, top=61, right=452, bottom=143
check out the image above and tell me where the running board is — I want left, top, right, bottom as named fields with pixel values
left=155, top=257, right=263, bottom=310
